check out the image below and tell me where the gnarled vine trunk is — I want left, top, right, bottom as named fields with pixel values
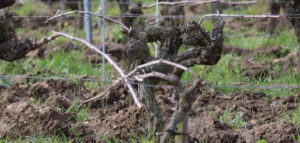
left=0, top=1, right=37, bottom=61
left=122, top=9, right=225, bottom=140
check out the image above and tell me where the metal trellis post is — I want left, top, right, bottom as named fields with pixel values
left=101, top=0, right=106, bottom=81
left=84, top=0, right=92, bottom=43
left=155, top=0, right=159, bottom=58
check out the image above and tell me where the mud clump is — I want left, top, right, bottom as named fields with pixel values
left=80, top=92, right=175, bottom=142
left=45, top=95, right=72, bottom=109
left=0, top=101, right=69, bottom=138
left=29, top=80, right=87, bottom=107
left=29, top=82, right=52, bottom=101
left=189, top=112, right=239, bottom=143
left=189, top=113, right=297, bottom=143
left=189, top=90, right=300, bottom=143
left=238, top=122, right=296, bottom=143
left=95, top=105, right=147, bottom=141
left=0, top=85, right=28, bottom=104
left=46, top=79, right=86, bottom=97
left=70, top=123, right=96, bottom=142
left=192, top=90, right=299, bottom=124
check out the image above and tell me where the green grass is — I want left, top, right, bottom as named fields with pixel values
left=0, top=134, right=72, bottom=143
left=292, top=105, right=300, bottom=129
left=257, top=139, right=268, bottom=143
left=35, top=51, right=100, bottom=76
left=65, top=97, right=89, bottom=122
left=224, top=28, right=298, bottom=50
left=0, top=133, right=155, bottom=143
left=0, top=50, right=101, bottom=76
left=218, top=106, right=247, bottom=129
left=10, top=0, right=49, bottom=16
left=293, top=134, right=300, bottom=143
left=282, top=105, right=300, bottom=143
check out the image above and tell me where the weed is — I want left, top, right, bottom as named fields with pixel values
left=219, top=106, right=247, bottom=129
left=66, top=97, right=89, bottom=122
left=0, top=133, right=72, bottom=143
left=257, top=139, right=268, bottom=143
left=293, top=134, right=300, bottom=143
left=292, top=105, right=300, bottom=129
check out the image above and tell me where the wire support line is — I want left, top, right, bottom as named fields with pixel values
left=39, top=1, right=292, bottom=5
left=41, top=1, right=81, bottom=4
left=40, top=0, right=258, bottom=5
left=12, top=13, right=300, bottom=19
left=202, top=85, right=300, bottom=90
left=0, top=75, right=107, bottom=82
left=0, top=75, right=299, bottom=90
left=12, top=15, right=83, bottom=18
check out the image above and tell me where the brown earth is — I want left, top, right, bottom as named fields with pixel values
left=0, top=80, right=299, bottom=142
left=190, top=89, right=300, bottom=142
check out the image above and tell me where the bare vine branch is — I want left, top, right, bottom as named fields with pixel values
left=225, top=1, right=257, bottom=5
left=126, top=59, right=198, bottom=81
left=78, top=58, right=200, bottom=107
left=45, top=10, right=130, bottom=32
left=33, top=34, right=59, bottom=49
left=135, top=71, right=181, bottom=86
left=143, top=0, right=217, bottom=9
left=143, top=0, right=257, bottom=9
left=79, top=78, right=122, bottom=106
left=52, top=31, right=142, bottom=108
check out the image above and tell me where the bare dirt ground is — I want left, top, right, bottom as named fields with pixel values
left=0, top=79, right=299, bottom=142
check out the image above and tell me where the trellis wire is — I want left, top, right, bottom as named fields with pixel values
left=12, top=14, right=300, bottom=19
left=13, top=0, right=300, bottom=20
left=40, top=1, right=293, bottom=4
left=0, top=75, right=299, bottom=91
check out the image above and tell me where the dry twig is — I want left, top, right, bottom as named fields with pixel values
left=34, top=34, right=59, bottom=49
left=52, top=31, right=142, bottom=107
left=80, top=78, right=122, bottom=106
left=45, top=10, right=130, bottom=32
left=79, top=59, right=200, bottom=106
left=126, top=59, right=197, bottom=80
left=143, top=0, right=257, bottom=9
left=143, top=0, right=217, bottom=9
left=135, top=72, right=181, bottom=86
